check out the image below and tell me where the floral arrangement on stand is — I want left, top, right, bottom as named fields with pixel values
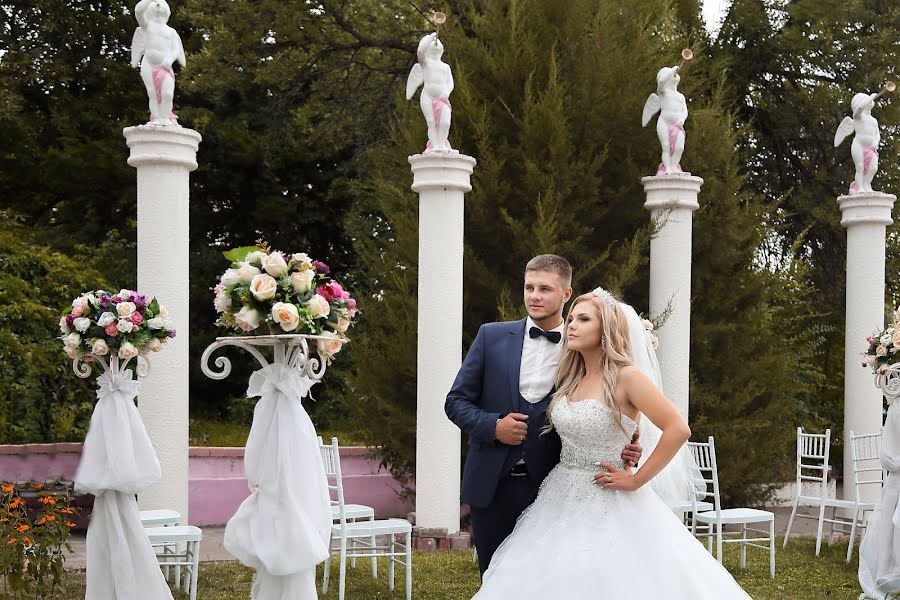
left=862, top=306, right=900, bottom=374
left=58, top=289, right=176, bottom=362
left=213, top=241, right=357, bottom=360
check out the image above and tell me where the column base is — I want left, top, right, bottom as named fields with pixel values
left=410, top=525, right=472, bottom=551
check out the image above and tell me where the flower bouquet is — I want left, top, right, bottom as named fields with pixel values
left=213, top=241, right=357, bottom=360
left=59, top=289, right=176, bottom=362
left=862, top=307, right=900, bottom=374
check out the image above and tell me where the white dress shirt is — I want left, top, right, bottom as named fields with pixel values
left=518, top=317, right=565, bottom=403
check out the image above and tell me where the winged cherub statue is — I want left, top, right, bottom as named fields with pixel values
left=642, top=50, right=693, bottom=175
left=131, top=0, right=186, bottom=125
left=834, top=82, right=895, bottom=194
left=406, top=31, right=454, bottom=152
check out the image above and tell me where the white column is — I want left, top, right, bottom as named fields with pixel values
left=642, top=174, right=703, bottom=420
left=839, top=191, right=895, bottom=501
left=410, top=151, right=477, bottom=534
left=124, top=124, right=201, bottom=522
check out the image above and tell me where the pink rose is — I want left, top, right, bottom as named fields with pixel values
left=105, top=322, right=119, bottom=337
left=317, top=282, right=344, bottom=303
left=129, top=312, right=143, bottom=325
left=71, top=305, right=84, bottom=318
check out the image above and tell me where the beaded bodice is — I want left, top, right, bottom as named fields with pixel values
left=551, top=399, right=638, bottom=471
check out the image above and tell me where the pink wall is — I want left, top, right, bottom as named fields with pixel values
left=0, top=443, right=413, bottom=526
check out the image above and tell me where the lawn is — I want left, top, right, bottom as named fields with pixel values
left=57, top=537, right=864, bottom=599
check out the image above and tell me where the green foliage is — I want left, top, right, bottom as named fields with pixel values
left=0, top=218, right=109, bottom=443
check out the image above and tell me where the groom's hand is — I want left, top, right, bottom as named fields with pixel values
left=495, top=413, right=529, bottom=445
left=621, top=432, right=642, bottom=468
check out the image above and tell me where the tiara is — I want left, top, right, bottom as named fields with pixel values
left=591, top=287, right=617, bottom=307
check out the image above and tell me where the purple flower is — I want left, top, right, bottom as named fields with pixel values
left=111, top=296, right=122, bottom=303
left=99, top=296, right=111, bottom=308
left=167, top=329, right=177, bottom=339
left=65, top=314, right=75, bottom=327
left=134, top=294, right=147, bottom=308
left=312, top=261, right=331, bottom=275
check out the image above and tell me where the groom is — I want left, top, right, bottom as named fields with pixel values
left=445, top=254, right=642, bottom=576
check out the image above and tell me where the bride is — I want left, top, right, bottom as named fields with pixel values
left=471, top=288, right=751, bottom=599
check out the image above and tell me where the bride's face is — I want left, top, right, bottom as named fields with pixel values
left=565, top=302, right=602, bottom=352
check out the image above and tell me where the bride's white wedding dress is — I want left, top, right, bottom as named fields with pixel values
left=472, top=398, right=752, bottom=599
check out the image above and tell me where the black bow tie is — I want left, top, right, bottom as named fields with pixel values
left=529, top=326, right=561, bottom=344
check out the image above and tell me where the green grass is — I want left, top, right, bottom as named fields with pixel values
left=189, top=418, right=367, bottom=447
left=57, top=537, right=864, bottom=599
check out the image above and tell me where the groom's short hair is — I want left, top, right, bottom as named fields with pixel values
left=525, top=254, right=572, bottom=288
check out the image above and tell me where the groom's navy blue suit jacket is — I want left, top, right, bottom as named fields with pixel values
left=445, top=318, right=562, bottom=508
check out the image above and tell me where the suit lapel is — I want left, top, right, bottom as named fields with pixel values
left=506, top=318, right=527, bottom=412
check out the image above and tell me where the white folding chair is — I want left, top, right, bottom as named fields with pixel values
left=140, top=509, right=181, bottom=581
left=671, top=467, right=714, bottom=535
left=320, top=437, right=412, bottom=600
left=317, top=436, right=378, bottom=573
left=782, top=427, right=856, bottom=556
left=690, top=436, right=776, bottom=578
left=845, top=430, right=883, bottom=562
left=146, top=525, right=203, bottom=600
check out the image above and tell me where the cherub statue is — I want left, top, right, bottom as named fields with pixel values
left=406, top=31, right=454, bottom=152
left=642, top=50, right=693, bottom=175
left=834, top=82, right=895, bottom=194
left=130, top=0, right=186, bottom=126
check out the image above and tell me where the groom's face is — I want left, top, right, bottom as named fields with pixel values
left=523, top=270, right=570, bottom=323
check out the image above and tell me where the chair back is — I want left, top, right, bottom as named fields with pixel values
left=848, top=430, right=884, bottom=504
left=318, top=436, right=347, bottom=526
left=795, top=427, right=832, bottom=500
left=687, top=436, right=722, bottom=517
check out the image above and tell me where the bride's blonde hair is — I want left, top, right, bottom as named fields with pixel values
left=544, top=292, right=634, bottom=434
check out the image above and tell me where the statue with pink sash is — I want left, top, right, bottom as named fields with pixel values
left=406, top=32, right=454, bottom=153
left=642, top=58, right=691, bottom=175
left=834, top=82, right=895, bottom=194
left=131, top=0, right=186, bottom=126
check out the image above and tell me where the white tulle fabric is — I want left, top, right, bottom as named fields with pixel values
left=73, top=368, right=174, bottom=600
left=859, top=400, right=900, bottom=599
left=223, top=363, right=332, bottom=600
left=472, top=400, right=751, bottom=599
left=619, top=301, right=703, bottom=508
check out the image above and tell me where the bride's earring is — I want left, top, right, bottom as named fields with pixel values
left=601, top=335, right=606, bottom=350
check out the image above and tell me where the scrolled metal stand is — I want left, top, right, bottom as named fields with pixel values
left=201, top=334, right=341, bottom=384
left=877, top=363, right=900, bottom=405
left=72, top=352, right=151, bottom=380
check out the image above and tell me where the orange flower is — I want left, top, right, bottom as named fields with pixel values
left=37, top=517, right=46, bottom=525
left=65, top=521, right=76, bottom=528
left=45, top=515, right=56, bottom=522
left=31, top=483, right=44, bottom=490
left=9, top=498, right=24, bottom=509
left=15, top=524, right=29, bottom=533
left=60, top=508, right=74, bottom=515
left=6, top=538, right=16, bottom=545
left=23, top=537, right=32, bottom=545
left=0, top=517, right=8, bottom=523
left=38, top=496, right=56, bottom=506
left=2, top=485, right=13, bottom=493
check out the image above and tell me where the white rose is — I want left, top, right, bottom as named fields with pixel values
left=73, top=317, right=91, bottom=333
left=97, top=312, right=116, bottom=327
left=236, top=262, right=262, bottom=284
left=879, top=334, right=892, bottom=347
left=250, top=274, right=278, bottom=301
left=117, top=319, right=134, bottom=333
left=271, top=302, right=301, bottom=332
left=64, top=346, right=80, bottom=359
left=328, top=316, right=351, bottom=333
left=292, top=253, right=313, bottom=270
left=158, top=305, right=169, bottom=318
left=306, top=294, right=330, bottom=319
left=290, top=270, right=316, bottom=294
left=118, top=341, right=138, bottom=359
left=64, top=332, right=81, bottom=348
left=118, top=289, right=132, bottom=299
left=91, top=339, right=109, bottom=356
left=235, top=307, right=261, bottom=332
left=220, top=269, right=240, bottom=287
left=876, top=345, right=887, bottom=357
left=316, top=331, right=343, bottom=358
left=642, top=319, right=655, bottom=332
left=214, top=293, right=232, bottom=314
left=72, top=295, right=91, bottom=310
left=147, top=317, right=164, bottom=330
left=867, top=355, right=878, bottom=367
left=262, top=252, right=289, bottom=277
left=146, top=337, right=163, bottom=352
left=246, top=251, right=267, bottom=266
left=59, top=316, right=70, bottom=334
left=116, top=302, right=136, bottom=317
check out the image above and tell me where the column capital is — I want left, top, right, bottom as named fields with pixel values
left=837, top=191, right=896, bottom=228
left=641, top=173, right=704, bottom=212
left=123, top=124, right=202, bottom=170
left=408, top=151, right=477, bottom=194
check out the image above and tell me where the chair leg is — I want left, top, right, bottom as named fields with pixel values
left=322, top=537, right=332, bottom=593
left=371, top=516, right=378, bottom=578
left=815, top=502, right=827, bottom=556
left=827, top=506, right=837, bottom=546
left=716, top=522, right=723, bottom=563
left=846, top=510, right=859, bottom=563
left=190, top=540, right=201, bottom=600
left=740, top=523, right=747, bottom=569
left=706, top=523, right=713, bottom=554
left=388, top=533, right=396, bottom=591
left=339, top=536, right=348, bottom=600
left=769, top=520, right=776, bottom=579
left=783, top=497, right=799, bottom=548
left=406, top=531, right=412, bottom=600
left=349, top=518, right=357, bottom=569
left=174, top=541, right=182, bottom=590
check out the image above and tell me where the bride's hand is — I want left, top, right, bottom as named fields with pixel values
left=593, top=462, right=641, bottom=492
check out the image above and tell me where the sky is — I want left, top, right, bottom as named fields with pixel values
left=702, top=0, right=731, bottom=36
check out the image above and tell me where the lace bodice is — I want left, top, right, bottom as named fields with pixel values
left=551, top=399, right=638, bottom=471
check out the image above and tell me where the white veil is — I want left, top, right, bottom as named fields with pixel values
left=617, top=299, right=702, bottom=508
